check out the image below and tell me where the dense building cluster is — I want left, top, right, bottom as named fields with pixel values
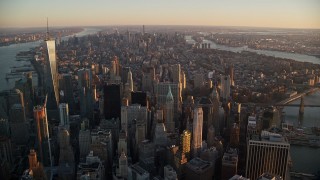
left=0, top=26, right=319, bottom=180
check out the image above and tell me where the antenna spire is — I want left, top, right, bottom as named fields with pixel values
left=46, top=17, right=49, bottom=40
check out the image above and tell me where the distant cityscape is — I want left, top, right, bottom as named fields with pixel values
left=0, top=25, right=319, bottom=180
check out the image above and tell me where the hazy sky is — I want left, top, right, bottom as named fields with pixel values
left=1, top=0, right=319, bottom=29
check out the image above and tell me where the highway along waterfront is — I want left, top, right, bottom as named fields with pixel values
left=0, top=28, right=101, bottom=91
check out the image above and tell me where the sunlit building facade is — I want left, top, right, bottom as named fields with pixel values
left=45, top=39, right=59, bottom=109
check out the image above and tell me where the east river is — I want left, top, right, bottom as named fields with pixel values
left=0, top=33, right=318, bottom=174
left=283, top=91, right=320, bottom=174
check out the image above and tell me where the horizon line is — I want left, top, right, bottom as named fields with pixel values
left=1, top=24, right=320, bottom=31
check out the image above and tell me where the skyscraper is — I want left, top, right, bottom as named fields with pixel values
left=142, top=67, right=155, bottom=92
left=104, top=84, right=121, bottom=120
left=246, top=131, right=290, bottom=180
left=230, top=123, right=240, bottom=148
left=131, top=91, right=147, bottom=107
left=127, top=68, right=133, bottom=92
left=165, top=86, right=175, bottom=133
left=154, top=82, right=181, bottom=114
left=78, top=68, right=93, bottom=118
left=119, top=151, right=128, bottom=178
left=171, top=64, right=181, bottom=84
left=33, top=105, right=52, bottom=166
left=192, top=107, right=203, bottom=157
left=121, top=104, right=148, bottom=132
left=220, top=75, right=231, bottom=101
left=180, top=130, right=191, bottom=159
left=44, top=34, right=59, bottom=110
left=60, top=73, right=74, bottom=113
left=221, top=148, right=238, bottom=180
left=59, top=103, right=69, bottom=129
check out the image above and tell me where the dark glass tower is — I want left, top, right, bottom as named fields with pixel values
left=103, top=84, right=121, bottom=119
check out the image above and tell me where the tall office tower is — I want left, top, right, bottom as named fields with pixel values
left=127, top=68, right=133, bottom=92
left=21, top=149, right=46, bottom=180
left=112, top=56, right=121, bottom=76
left=136, top=119, right=146, bottom=146
left=198, top=97, right=214, bottom=140
left=185, top=158, right=213, bottom=180
left=15, top=72, right=33, bottom=117
left=104, top=84, right=121, bottom=119
left=28, top=149, right=38, bottom=170
left=118, top=130, right=128, bottom=155
left=171, top=64, right=181, bottom=84
left=33, top=105, right=52, bottom=166
left=164, top=165, right=178, bottom=180
left=139, top=140, right=155, bottom=169
left=9, top=103, right=29, bottom=145
left=226, top=64, right=235, bottom=86
left=142, top=67, right=155, bottom=92
left=78, top=68, right=93, bottom=118
left=221, top=148, right=238, bottom=180
left=181, top=71, right=186, bottom=90
left=60, top=74, right=74, bottom=113
left=59, top=103, right=69, bottom=129
left=0, top=136, right=13, bottom=168
left=194, top=73, right=204, bottom=88
left=180, top=130, right=191, bottom=159
left=207, top=125, right=215, bottom=148
left=165, top=86, right=175, bottom=133
left=121, top=67, right=130, bottom=85
left=123, top=68, right=134, bottom=101
left=79, top=123, right=91, bottom=158
left=210, top=87, right=220, bottom=129
left=154, top=118, right=168, bottom=147
left=230, top=123, right=240, bottom=148
left=246, top=131, right=290, bottom=180
left=58, top=128, right=74, bottom=165
left=131, top=91, right=147, bottom=107
left=119, top=151, right=128, bottom=178
left=220, top=75, right=231, bottom=101
left=44, top=33, right=59, bottom=110
left=90, top=129, right=111, bottom=164
left=155, top=82, right=181, bottom=114
left=7, top=89, right=25, bottom=110
left=192, top=107, right=203, bottom=157
left=121, top=104, right=148, bottom=132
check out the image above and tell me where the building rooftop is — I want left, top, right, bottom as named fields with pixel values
left=130, top=163, right=149, bottom=176
left=186, top=157, right=213, bottom=173
left=229, top=175, right=250, bottom=180
left=257, top=172, right=283, bottom=180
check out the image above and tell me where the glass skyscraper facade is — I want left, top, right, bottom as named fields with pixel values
left=45, top=40, right=59, bottom=109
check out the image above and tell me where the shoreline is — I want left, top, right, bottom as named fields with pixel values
left=277, top=87, right=320, bottom=105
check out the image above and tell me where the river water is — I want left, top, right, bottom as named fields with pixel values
left=185, top=36, right=320, bottom=174
left=283, top=91, right=320, bottom=174
left=0, top=32, right=318, bottom=174
left=0, top=28, right=101, bottom=91
left=185, top=36, right=320, bottom=65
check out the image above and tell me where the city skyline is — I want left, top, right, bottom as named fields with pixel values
left=1, top=0, right=320, bottom=29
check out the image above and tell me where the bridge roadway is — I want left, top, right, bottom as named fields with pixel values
left=274, top=104, right=320, bottom=107
left=241, top=103, right=320, bottom=107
